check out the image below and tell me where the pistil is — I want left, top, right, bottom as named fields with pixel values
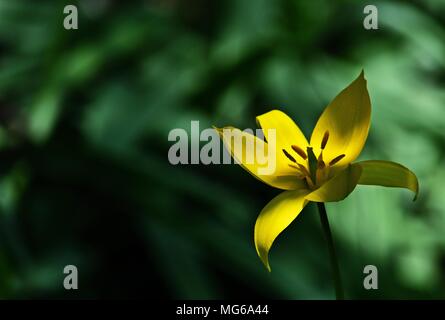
left=306, top=147, right=318, bottom=186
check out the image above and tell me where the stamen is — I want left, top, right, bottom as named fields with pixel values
left=321, top=131, right=329, bottom=149
left=297, top=163, right=311, bottom=177
left=288, top=164, right=306, bottom=179
left=329, top=154, right=346, bottom=166
left=282, top=149, right=296, bottom=163
left=316, top=168, right=324, bottom=184
left=317, top=152, right=326, bottom=169
left=291, top=145, right=307, bottom=160
left=305, top=176, right=315, bottom=189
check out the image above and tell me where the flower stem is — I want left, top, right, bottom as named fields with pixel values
left=316, top=202, right=344, bottom=300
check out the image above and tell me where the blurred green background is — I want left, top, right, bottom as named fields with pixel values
left=0, top=0, right=444, bottom=299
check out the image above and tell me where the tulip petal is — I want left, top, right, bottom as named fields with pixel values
left=254, top=189, right=309, bottom=271
left=306, top=164, right=362, bottom=202
left=215, top=127, right=308, bottom=190
left=356, top=160, right=419, bottom=201
left=310, top=71, right=371, bottom=166
left=256, top=110, right=309, bottom=161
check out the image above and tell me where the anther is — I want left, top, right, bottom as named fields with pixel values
left=282, top=149, right=296, bottom=163
left=321, top=131, right=329, bottom=149
left=329, top=154, right=346, bottom=166
left=291, top=145, right=307, bottom=160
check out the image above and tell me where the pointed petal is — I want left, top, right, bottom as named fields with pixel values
left=254, top=190, right=309, bottom=271
left=215, top=127, right=308, bottom=190
left=256, top=110, right=309, bottom=162
left=310, top=71, right=371, bottom=165
left=355, top=160, right=419, bottom=201
left=306, top=164, right=362, bottom=202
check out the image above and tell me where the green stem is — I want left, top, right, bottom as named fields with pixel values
left=317, top=202, right=345, bottom=300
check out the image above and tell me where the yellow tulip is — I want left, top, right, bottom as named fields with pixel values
left=215, top=71, right=419, bottom=275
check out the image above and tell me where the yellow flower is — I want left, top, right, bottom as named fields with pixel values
left=215, top=71, right=419, bottom=271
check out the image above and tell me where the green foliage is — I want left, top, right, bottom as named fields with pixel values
left=0, top=0, right=444, bottom=298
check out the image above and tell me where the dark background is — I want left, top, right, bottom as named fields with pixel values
left=0, top=0, right=444, bottom=299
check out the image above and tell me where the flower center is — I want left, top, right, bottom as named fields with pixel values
left=282, top=130, right=346, bottom=189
